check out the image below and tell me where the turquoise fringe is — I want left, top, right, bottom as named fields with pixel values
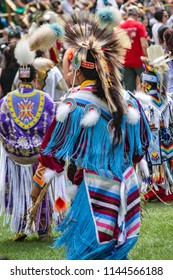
left=43, top=91, right=151, bottom=180
left=53, top=180, right=138, bottom=260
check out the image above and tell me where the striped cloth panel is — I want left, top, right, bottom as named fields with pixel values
left=84, top=167, right=140, bottom=245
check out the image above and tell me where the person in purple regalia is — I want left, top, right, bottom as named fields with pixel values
left=0, top=36, right=57, bottom=241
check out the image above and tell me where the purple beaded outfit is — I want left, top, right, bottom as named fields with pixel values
left=0, top=86, right=56, bottom=235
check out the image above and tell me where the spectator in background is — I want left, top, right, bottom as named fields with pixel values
left=146, top=0, right=164, bottom=27
left=0, top=2, right=8, bottom=28
left=167, top=1, right=173, bottom=28
left=120, top=5, right=148, bottom=92
left=158, top=24, right=169, bottom=49
left=0, top=28, right=9, bottom=61
left=151, top=10, right=168, bottom=44
left=119, top=0, right=138, bottom=20
left=0, top=43, right=19, bottom=98
left=138, top=3, right=153, bottom=45
left=96, top=0, right=118, bottom=10
left=75, top=0, right=93, bottom=11
left=51, top=0, right=63, bottom=14
left=0, top=28, right=9, bottom=46
left=61, top=0, right=75, bottom=15
left=164, top=28, right=173, bottom=95
left=88, top=0, right=97, bottom=13
left=15, top=0, right=40, bottom=8
left=7, top=26, right=22, bottom=43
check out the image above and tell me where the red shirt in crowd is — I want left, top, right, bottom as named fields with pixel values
left=120, top=19, right=147, bottom=68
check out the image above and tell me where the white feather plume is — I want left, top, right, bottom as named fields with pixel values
left=14, top=37, right=36, bottom=66
left=28, top=22, right=37, bottom=36
left=127, top=107, right=140, bottom=125
left=29, top=23, right=63, bottom=51
left=138, top=159, right=150, bottom=178
left=29, top=24, right=53, bottom=51
left=56, top=102, right=71, bottom=122
left=43, top=10, right=58, bottom=24
left=33, top=57, right=54, bottom=71
left=66, top=184, right=78, bottom=202
left=134, top=91, right=152, bottom=105
left=43, top=168, right=56, bottom=184
left=80, top=110, right=100, bottom=127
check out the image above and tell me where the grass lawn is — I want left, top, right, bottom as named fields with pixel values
left=1, top=201, right=173, bottom=260
left=129, top=201, right=173, bottom=260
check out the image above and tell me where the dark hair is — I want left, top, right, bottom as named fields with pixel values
left=7, top=26, right=21, bottom=39
left=158, top=25, right=169, bottom=44
left=164, top=28, right=173, bottom=55
left=19, top=64, right=37, bottom=83
left=80, top=50, right=124, bottom=146
left=36, top=49, right=45, bottom=58
left=80, top=51, right=106, bottom=101
left=154, top=10, right=165, bottom=22
left=1, top=43, right=18, bottom=68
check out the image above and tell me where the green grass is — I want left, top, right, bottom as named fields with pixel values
left=1, top=201, right=173, bottom=260
left=129, top=201, right=173, bottom=260
left=0, top=220, right=65, bottom=260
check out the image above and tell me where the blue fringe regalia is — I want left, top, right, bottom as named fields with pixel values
left=39, top=84, right=151, bottom=260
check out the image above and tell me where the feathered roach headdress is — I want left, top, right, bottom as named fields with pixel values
left=141, top=44, right=173, bottom=99
left=29, top=10, right=131, bottom=113
left=62, top=11, right=131, bottom=113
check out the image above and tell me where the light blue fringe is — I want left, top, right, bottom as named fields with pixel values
left=43, top=98, right=150, bottom=179
left=53, top=180, right=138, bottom=260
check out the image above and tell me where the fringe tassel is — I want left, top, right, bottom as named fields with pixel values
left=0, top=145, right=33, bottom=233
left=53, top=180, right=138, bottom=260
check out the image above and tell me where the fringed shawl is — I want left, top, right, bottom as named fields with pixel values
left=41, top=88, right=151, bottom=180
